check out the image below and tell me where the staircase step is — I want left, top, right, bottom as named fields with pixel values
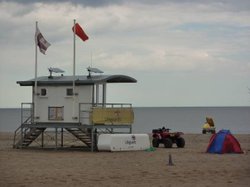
left=15, top=127, right=46, bottom=148
left=66, top=128, right=94, bottom=148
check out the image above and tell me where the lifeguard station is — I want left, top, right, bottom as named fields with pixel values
left=13, top=67, right=137, bottom=151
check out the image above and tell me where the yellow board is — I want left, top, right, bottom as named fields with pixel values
left=92, top=107, right=134, bottom=125
left=203, top=123, right=210, bottom=129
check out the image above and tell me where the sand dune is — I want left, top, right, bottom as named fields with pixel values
left=0, top=132, right=250, bottom=187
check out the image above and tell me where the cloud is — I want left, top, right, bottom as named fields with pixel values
left=1, top=1, right=250, bottom=72
left=0, top=0, right=250, bottom=107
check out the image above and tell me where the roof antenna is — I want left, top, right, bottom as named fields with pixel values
left=87, top=67, right=103, bottom=78
left=48, top=67, right=65, bottom=79
left=87, top=51, right=93, bottom=78
left=91, top=51, right=93, bottom=68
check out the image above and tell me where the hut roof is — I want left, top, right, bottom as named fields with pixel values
left=17, top=75, right=137, bottom=86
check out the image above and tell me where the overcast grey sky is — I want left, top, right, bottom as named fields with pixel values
left=0, top=0, right=250, bottom=107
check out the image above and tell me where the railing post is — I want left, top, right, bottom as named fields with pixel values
left=78, top=103, right=80, bottom=124
left=20, top=127, right=23, bottom=149
left=21, top=103, right=23, bottom=124
left=31, top=102, right=34, bottom=124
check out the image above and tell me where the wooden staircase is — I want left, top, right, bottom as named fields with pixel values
left=65, top=128, right=94, bottom=148
left=14, top=127, right=46, bottom=148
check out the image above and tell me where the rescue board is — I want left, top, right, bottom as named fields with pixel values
left=97, top=134, right=150, bottom=152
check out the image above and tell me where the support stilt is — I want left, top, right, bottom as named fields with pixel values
left=41, top=131, right=44, bottom=148
left=61, top=128, right=63, bottom=147
left=55, top=128, right=58, bottom=149
left=91, top=127, right=94, bottom=152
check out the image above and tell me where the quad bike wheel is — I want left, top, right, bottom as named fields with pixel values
left=152, top=138, right=159, bottom=147
left=176, top=137, right=185, bottom=148
left=163, top=138, right=173, bottom=148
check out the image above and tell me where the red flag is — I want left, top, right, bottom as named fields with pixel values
left=72, top=23, right=89, bottom=41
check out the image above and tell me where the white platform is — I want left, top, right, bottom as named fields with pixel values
left=97, top=134, right=150, bottom=152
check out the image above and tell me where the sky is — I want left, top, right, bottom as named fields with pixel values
left=0, top=0, right=250, bottom=107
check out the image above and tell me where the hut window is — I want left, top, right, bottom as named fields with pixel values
left=66, top=88, right=73, bottom=96
left=48, top=107, right=64, bottom=120
left=41, top=88, right=47, bottom=96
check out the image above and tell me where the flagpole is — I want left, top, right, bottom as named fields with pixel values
left=73, top=19, right=76, bottom=83
left=72, top=19, right=76, bottom=119
left=34, top=21, right=38, bottom=121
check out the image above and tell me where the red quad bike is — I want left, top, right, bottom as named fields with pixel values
left=152, top=128, right=185, bottom=148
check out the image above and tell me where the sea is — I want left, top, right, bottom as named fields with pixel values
left=0, top=107, right=249, bottom=134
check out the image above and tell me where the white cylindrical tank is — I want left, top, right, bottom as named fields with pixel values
left=98, top=134, right=150, bottom=152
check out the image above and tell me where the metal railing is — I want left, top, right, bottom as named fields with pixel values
left=21, top=103, right=34, bottom=124
left=13, top=103, right=34, bottom=148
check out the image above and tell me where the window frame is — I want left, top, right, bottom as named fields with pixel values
left=66, top=88, right=73, bottom=96
left=48, top=106, right=64, bottom=121
left=40, top=88, right=47, bottom=97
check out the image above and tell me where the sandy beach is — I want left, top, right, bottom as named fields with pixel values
left=0, top=132, right=250, bottom=187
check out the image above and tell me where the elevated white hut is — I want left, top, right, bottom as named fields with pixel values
left=14, top=70, right=137, bottom=151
